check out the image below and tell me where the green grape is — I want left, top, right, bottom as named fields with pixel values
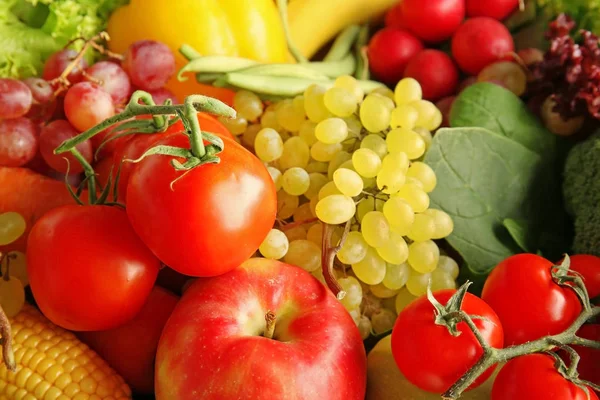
left=431, top=269, right=457, bottom=291
left=360, top=94, right=391, bottom=133
left=381, top=152, right=409, bottom=175
left=277, top=190, right=300, bottom=219
left=276, top=99, right=305, bottom=132
left=254, top=128, right=284, bottom=162
left=360, top=134, right=387, bottom=159
left=372, top=87, right=395, bottom=102
left=311, top=267, right=326, bottom=285
left=370, top=283, right=400, bottom=299
left=315, top=118, right=348, bottom=144
left=327, top=151, right=352, bottom=180
left=0, top=276, right=25, bottom=318
left=305, top=173, right=329, bottom=200
left=376, top=231, right=409, bottom=264
left=334, top=75, right=364, bottom=103
left=383, top=262, right=411, bottom=290
left=392, top=183, right=429, bottom=212
left=406, top=162, right=437, bottom=193
left=306, top=161, right=329, bottom=173
left=427, top=108, right=443, bottom=131
left=260, top=108, right=282, bottom=131
left=234, top=90, right=264, bottom=121
left=298, top=120, right=318, bottom=146
left=358, top=315, right=372, bottom=339
left=266, top=166, right=282, bottom=191
left=390, top=104, right=419, bottom=129
left=424, top=209, right=454, bottom=239
left=338, top=160, right=375, bottom=189
left=324, top=87, right=358, bottom=117
left=218, top=116, right=247, bottom=136
left=413, top=127, right=433, bottom=149
left=284, top=225, right=307, bottom=242
left=407, top=213, right=436, bottom=242
left=373, top=92, right=395, bottom=111
left=309, top=195, right=319, bottom=217
left=412, top=100, right=438, bottom=130
left=318, top=181, right=342, bottom=200
left=408, top=240, right=440, bottom=273
left=352, top=247, right=386, bottom=285
left=304, top=84, right=333, bottom=123
left=279, top=137, right=310, bottom=170
left=380, top=296, right=398, bottom=314
left=338, top=276, right=363, bottom=310
left=0, top=212, right=26, bottom=246
left=386, top=127, right=426, bottom=160
left=279, top=131, right=292, bottom=142
left=437, top=255, right=459, bottom=279
left=395, top=287, right=418, bottom=313
left=242, top=124, right=262, bottom=149
left=282, top=167, right=310, bottom=196
left=406, top=271, right=432, bottom=296
left=284, top=239, right=321, bottom=272
left=382, top=197, right=414, bottom=235
left=259, top=229, right=289, bottom=260
left=315, top=195, right=356, bottom=224
left=356, top=197, right=384, bottom=222
left=394, top=78, right=422, bottom=105
left=348, top=307, right=361, bottom=325
left=371, top=308, right=397, bottom=335
left=292, top=95, right=306, bottom=116
left=376, top=164, right=406, bottom=194
left=6, top=251, right=28, bottom=287
left=293, top=203, right=314, bottom=223
left=310, top=141, right=343, bottom=162
left=361, top=211, right=390, bottom=248
left=343, top=115, right=363, bottom=138
left=337, top=231, right=368, bottom=264
left=352, top=148, right=381, bottom=178
left=333, top=168, right=363, bottom=197
left=306, top=224, right=342, bottom=247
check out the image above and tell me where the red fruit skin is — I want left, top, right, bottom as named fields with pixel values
left=566, top=254, right=600, bottom=298
left=572, top=324, right=600, bottom=388
left=0, top=118, right=38, bottom=167
left=466, top=0, right=519, bottom=21
left=123, top=40, right=176, bottom=91
left=155, top=258, right=367, bottom=400
left=401, top=0, right=466, bottom=43
left=367, top=28, right=424, bottom=85
left=481, top=254, right=582, bottom=346
left=451, top=17, right=515, bottom=75
left=42, top=49, right=88, bottom=83
left=77, top=286, right=179, bottom=394
left=39, top=119, right=93, bottom=174
left=385, top=4, right=407, bottom=29
left=64, top=82, right=115, bottom=132
left=436, top=96, right=456, bottom=127
left=403, top=50, right=459, bottom=101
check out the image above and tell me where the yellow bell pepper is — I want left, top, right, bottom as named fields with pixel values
left=106, top=0, right=288, bottom=104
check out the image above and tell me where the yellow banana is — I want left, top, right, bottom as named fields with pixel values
left=287, top=0, right=399, bottom=59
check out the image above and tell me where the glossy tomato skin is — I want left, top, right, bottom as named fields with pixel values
left=391, top=289, right=504, bottom=393
left=400, top=0, right=465, bottom=43
left=27, top=205, right=160, bottom=331
left=126, top=133, right=277, bottom=277
left=481, top=253, right=582, bottom=346
left=403, top=49, right=459, bottom=101
left=77, top=286, right=179, bottom=394
left=567, top=254, right=600, bottom=298
left=367, top=28, right=424, bottom=85
left=492, top=354, right=599, bottom=400
left=569, top=324, right=600, bottom=388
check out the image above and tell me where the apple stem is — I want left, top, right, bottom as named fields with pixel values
left=320, top=222, right=351, bottom=300
left=264, top=310, right=276, bottom=340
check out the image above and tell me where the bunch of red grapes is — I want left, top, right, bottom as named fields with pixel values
left=0, top=39, right=178, bottom=181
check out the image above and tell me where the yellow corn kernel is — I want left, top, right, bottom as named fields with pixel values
left=0, top=305, right=131, bottom=399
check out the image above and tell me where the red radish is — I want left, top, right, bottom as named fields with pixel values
left=385, top=4, right=407, bottom=30
left=436, top=96, right=456, bottom=127
left=466, top=0, right=519, bottom=21
left=403, top=50, right=459, bottom=101
left=451, top=17, right=514, bottom=75
left=367, top=28, right=424, bottom=85
left=400, top=0, right=466, bottom=43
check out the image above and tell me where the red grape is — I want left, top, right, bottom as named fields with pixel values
left=123, top=40, right=176, bottom=91
left=84, top=61, right=132, bottom=105
left=22, top=78, right=56, bottom=123
left=42, top=49, right=88, bottom=83
left=0, top=118, right=38, bottom=167
left=367, top=28, right=424, bottom=85
left=0, top=78, right=33, bottom=119
left=64, top=82, right=115, bottom=132
left=39, top=120, right=93, bottom=174
left=403, top=49, right=459, bottom=101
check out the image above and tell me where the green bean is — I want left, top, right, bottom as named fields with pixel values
left=233, top=63, right=330, bottom=80
left=177, top=56, right=259, bottom=81
left=307, top=53, right=356, bottom=78
left=354, top=24, right=370, bottom=80
left=323, top=25, right=361, bottom=62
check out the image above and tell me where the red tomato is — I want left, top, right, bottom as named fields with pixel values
left=367, top=28, right=424, bottom=85
left=77, top=286, right=179, bottom=394
left=403, top=49, right=459, bottom=101
left=566, top=255, right=600, bottom=299
left=126, top=133, right=277, bottom=277
left=27, top=205, right=160, bottom=331
left=90, top=122, right=135, bottom=161
left=166, top=112, right=234, bottom=140
left=466, top=0, right=519, bottom=21
left=400, top=0, right=465, bottom=43
left=384, top=4, right=407, bottom=30
left=391, top=289, right=504, bottom=393
left=572, top=324, right=600, bottom=388
left=492, top=354, right=599, bottom=400
left=481, top=254, right=582, bottom=346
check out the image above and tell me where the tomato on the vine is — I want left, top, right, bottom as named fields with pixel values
left=492, top=354, right=599, bottom=400
left=27, top=205, right=160, bottom=331
left=567, top=254, right=600, bottom=299
left=165, top=112, right=233, bottom=140
left=126, top=132, right=277, bottom=277
left=481, top=253, right=582, bottom=346
left=566, top=324, right=600, bottom=388
left=391, top=289, right=504, bottom=393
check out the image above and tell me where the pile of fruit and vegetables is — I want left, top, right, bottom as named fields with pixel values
left=0, top=0, right=599, bottom=399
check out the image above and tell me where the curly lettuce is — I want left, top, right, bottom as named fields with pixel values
left=0, top=0, right=128, bottom=79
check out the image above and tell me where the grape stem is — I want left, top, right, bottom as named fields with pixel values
left=321, top=221, right=352, bottom=300
left=0, top=303, right=15, bottom=372
left=279, top=217, right=319, bottom=231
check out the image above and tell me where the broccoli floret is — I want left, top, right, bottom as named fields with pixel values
left=563, top=132, right=600, bottom=256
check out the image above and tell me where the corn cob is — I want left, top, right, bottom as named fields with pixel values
left=0, top=304, right=131, bottom=400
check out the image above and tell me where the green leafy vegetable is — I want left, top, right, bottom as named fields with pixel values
left=0, top=0, right=128, bottom=79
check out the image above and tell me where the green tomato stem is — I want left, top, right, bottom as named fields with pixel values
left=69, top=147, right=97, bottom=204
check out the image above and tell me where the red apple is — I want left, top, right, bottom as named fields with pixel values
left=155, top=258, right=367, bottom=400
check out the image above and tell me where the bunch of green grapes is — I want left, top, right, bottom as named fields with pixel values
left=0, top=211, right=29, bottom=318
left=221, top=77, right=460, bottom=339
